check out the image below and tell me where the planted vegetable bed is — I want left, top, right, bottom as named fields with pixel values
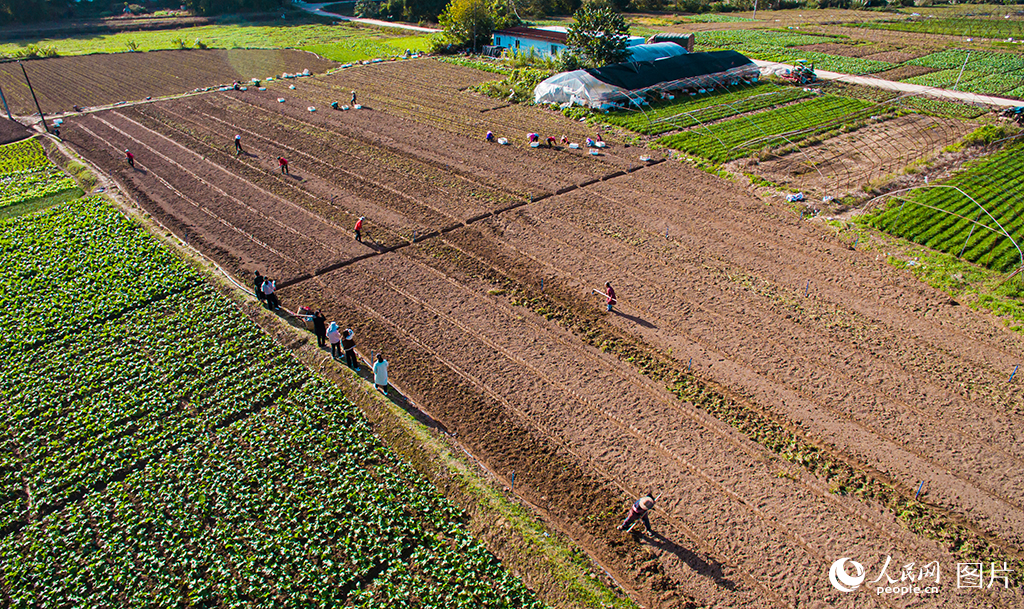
left=868, top=138, right=1024, bottom=273
left=0, top=196, right=543, bottom=607
left=601, top=83, right=812, bottom=136
left=656, top=94, right=876, bottom=162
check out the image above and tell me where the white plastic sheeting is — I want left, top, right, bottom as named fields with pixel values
left=534, top=71, right=629, bottom=108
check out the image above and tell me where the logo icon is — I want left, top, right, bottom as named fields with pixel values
left=830, top=558, right=866, bottom=592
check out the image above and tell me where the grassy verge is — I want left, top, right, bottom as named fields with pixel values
left=417, top=237, right=1024, bottom=586
left=303, top=33, right=434, bottom=63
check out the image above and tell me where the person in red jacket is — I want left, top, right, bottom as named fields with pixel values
left=125, top=149, right=134, bottom=167
left=354, top=216, right=364, bottom=242
left=618, top=494, right=655, bottom=534
left=604, top=281, right=616, bottom=312
left=278, top=156, right=289, bottom=174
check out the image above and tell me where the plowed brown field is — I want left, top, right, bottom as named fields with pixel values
left=61, top=58, right=1024, bottom=609
left=0, top=49, right=336, bottom=115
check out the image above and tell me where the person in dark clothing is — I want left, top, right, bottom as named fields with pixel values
left=351, top=90, right=357, bottom=105
left=254, top=271, right=265, bottom=303
left=618, top=494, right=655, bottom=534
left=234, top=134, right=243, bottom=156
left=342, top=329, right=359, bottom=371
left=312, top=311, right=327, bottom=348
left=125, top=149, right=135, bottom=167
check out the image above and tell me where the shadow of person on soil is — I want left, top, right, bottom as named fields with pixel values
left=640, top=531, right=738, bottom=591
left=130, top=167, right=148, bottom=175
left=612, top=309, right=657, bottom=329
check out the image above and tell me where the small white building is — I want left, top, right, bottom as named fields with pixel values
left=492, top=26, right=644, bottom=59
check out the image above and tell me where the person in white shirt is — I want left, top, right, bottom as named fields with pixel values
left=373, top=354, right=388, bottom=396
left=261, top=278, right=279, bottom=310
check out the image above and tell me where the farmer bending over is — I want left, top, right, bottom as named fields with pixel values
left=618, top=494, right=655, bottom=534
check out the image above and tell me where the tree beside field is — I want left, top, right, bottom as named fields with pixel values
left=436, top=0, right=519, bottom=51
left=565, top=4, right=630, bottom=68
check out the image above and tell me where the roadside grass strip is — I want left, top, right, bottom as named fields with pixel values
left=0, top=197, right=544, bottom=607
left=601, top=83, right=812, bottom=136
left=656, top=95, right=876, bottom=163
left=867, top=138, right=1024, bottom=274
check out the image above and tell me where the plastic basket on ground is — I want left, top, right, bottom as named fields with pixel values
left=568, top=143, right=579, bottom=149
left=595, top=142, right=606, bottom=148
left=354, top=104, right=362, bottom=110
left=497, top=137, right=509, bottom=145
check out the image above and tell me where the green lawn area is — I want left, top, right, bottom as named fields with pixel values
left=0, top=20, right=433, bottom=61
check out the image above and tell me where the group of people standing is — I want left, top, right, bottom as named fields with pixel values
left=258, top=279, right=389, bottom=396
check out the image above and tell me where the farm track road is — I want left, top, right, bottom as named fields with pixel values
left=60, top=59, right=1024, bottom=608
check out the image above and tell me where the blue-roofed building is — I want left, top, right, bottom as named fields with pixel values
left=492, top=26, right=645, bottom=59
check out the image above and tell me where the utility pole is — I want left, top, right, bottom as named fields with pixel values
left=18, top=61, right=49, bottom=133
left=0, top=82, right=12, bottom=121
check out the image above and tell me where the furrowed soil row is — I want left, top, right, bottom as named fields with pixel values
left=481, top=202, right=1024, bottom=546
left=129, top=103, right=422, bottom=250
left=426, top=224, right=1024, bottom=595
left=546, top=182, right=1024, bottom=466
left=282, top=251, right=974, bottom=608
left=170, top=100, right=482, bottom=229
left=214, top=90, right=547, bottom=203
left=88, top=113, right=343, bottom=279
left=101, top=112, right=349, bottom=259
left=404, top=234, right=969, bottom=558
left=65, top=121, right=305, bottom=279
left=0, top=50, right=336, bottom=115
left=613, top=163, right=1024, bottom=408
left=503, top=179, right=1024, bottom=540
left=246, top=73, right=644, bottom=192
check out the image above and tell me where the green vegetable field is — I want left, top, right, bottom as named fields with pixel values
left=0, top=139, right=82, bottom=214
left=656, top=95, right=876, bottom=163
left=854, top=17, right=1024, bottom=41
left=0, top=150, right=543, bottom=606
left=867, top=138, right=1024, bottom=274
left=601, top=83, right=812, bottom=136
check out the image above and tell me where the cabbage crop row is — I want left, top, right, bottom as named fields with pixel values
left=0, top=166, right=79, bottom=210
left=0, top=138, right=49, bottom=175
left=0, top=190, right=543, bottom=606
